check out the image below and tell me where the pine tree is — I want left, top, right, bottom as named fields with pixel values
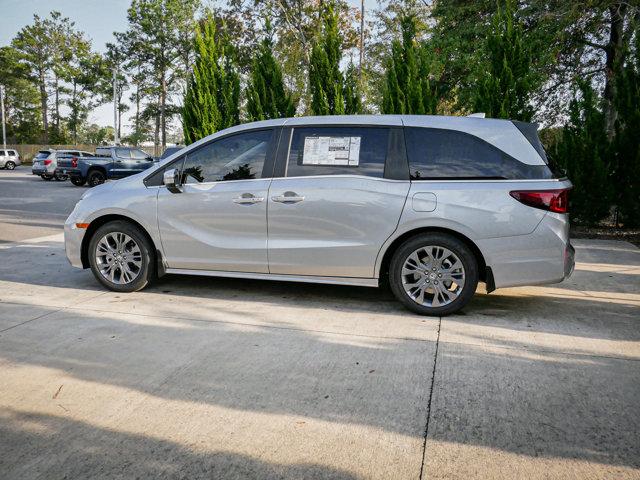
left=246, top=25, right=295, bottom=121
left=551, top=81, right=612, bottom=225
left=309, top=2, right=357, bottom=115
left=381, top=14, right=440, bottom=115
left=473, top=0, right=535, bottom=121
left=183, top=14, right=240, bottom=145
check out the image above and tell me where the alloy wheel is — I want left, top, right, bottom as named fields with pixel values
left=401, top=245, right=466, bottom=307
left=95, top=232, right=143, bottom=285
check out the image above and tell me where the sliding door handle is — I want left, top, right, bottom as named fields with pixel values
left=233, top=194, right=264, bottom=204
left=272, top=192, right=305, bottom=203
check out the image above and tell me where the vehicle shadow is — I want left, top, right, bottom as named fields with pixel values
left=0, top=409, right=361, bottom=479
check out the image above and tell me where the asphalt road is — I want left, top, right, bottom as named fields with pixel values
left=0, top=169, right=85, bottom=242
left=0, top=167, right=639, bottom=479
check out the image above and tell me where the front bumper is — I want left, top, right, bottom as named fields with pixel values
left=64, top=216, right=87, bottom=268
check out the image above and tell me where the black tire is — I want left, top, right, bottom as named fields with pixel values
left=88, top=221, right=155, bottom=293
left=54, top=173, right=68, bottom=181
left=70, top=176, right=86, bottom=186
left=389, top=233, right=478, bottom=316
left=5, top=161, right=16, bottom=170
left=41, top=174, right=53, bottom=181
left=87, top=169, right=106, bottom=187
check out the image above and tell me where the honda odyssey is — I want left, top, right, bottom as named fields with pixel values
left=64, top=115, right=574, bottom=315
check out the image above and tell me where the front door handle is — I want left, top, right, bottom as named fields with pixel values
left=272, top=192, right=305, bottom=203
left=233, top=194, right=264, bottom=204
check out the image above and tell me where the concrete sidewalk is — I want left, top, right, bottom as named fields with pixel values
left=0, top=234, right=639, bottom=479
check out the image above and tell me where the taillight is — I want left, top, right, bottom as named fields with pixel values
left=44, top=159, right=52, bottom=166
left=72, top=157, right=78, bottom=168
left=510, top=189, right=570, bottom=214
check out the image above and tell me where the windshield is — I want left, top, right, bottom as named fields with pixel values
left=35, top=151, right=51, bottom=159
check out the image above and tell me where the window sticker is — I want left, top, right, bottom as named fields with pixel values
left=302, top=136, right=361, bottom=166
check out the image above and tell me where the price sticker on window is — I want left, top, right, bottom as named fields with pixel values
left=302, top=136, right=361, bottom=166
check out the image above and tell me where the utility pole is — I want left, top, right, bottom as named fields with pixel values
left=113, top=66, right=119, bottom=145
left=0, top=86, right=6, bottom=150
left=359, top=0, right=365, bottom=84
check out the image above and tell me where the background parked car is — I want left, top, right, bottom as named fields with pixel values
left=159, top=145, right=185, bottom=160
left=0, top=149, right=21, bottom=169
left=61, top=146, right=155, bottom=187
left=32, top=149, right=93, bottom=181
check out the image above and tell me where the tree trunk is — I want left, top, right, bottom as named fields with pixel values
left=72, top=82, right=78, bottom=144
left=38, top=68, right=48, bottom=144
left=603, top=3, right=627, bottom=139
left=154, top=98, right=160, bottom=157
left=54, top=74, right=60, bottom=139
left=161, top=71, right=167, bottom=149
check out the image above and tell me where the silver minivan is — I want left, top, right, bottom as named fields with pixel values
left=0, top=149, right=21, bottom=169
left=64, top=115, right=574, bottom=315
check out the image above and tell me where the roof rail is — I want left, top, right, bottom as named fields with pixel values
left=467, top=113, right=486, bottom=118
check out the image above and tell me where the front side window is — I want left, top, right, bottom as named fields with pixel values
left=115, top=148, right=131, bottom=159
left=286, top=127, right=389, bottom=178
left=181, top=129, right=273, bottom=184
left=405, top=127, right=554, bottom=180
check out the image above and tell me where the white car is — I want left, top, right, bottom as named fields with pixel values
left=0, top=149, right=21, bottom=169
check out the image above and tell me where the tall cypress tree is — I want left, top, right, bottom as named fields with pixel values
left=343, top=62, right=362, bottom=114
left=612, top=28, right=640, bottom=227
left=381, top=14, right=440, bottom=115
left=246, top=24, right=296, bottom=121
left=473, top=0, right=535, bottom=121
left=551, top=81, right=612, bottom=225
left=182, top=14, right=239, bottom=144
left=309, top=1, right=360, bottom=115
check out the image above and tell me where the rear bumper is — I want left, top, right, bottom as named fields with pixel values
left=32, top=167, right=48, bottom=175
left=477, top=212, right=573, bottom=289
left=56, top=167, right=82, bottom=177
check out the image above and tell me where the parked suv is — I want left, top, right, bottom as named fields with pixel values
left=32, top=149, right=93, bottom=180
left=0, top=149, right=21, bottom=169
left=64, top=115, right=574, bottom=315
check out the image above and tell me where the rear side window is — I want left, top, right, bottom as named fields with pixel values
left=131, top=149, right=150, bottom=159
left=0, top=151, right=5, bottom=156
left=404, top=127, right=554, bottom=180
left=96, top=148, right=110, bottom=156
left=286, top=127, right=389, bottom=178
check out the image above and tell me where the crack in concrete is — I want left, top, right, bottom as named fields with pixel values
left=419, top=315, right=442, bottom=480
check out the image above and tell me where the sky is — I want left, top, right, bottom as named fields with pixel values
left=0, top=0, right=374, bottom=132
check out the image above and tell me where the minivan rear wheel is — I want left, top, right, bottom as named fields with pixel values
left=88, top=221, right=154, bottom=292
left=389, top=233, right=478, bottom=316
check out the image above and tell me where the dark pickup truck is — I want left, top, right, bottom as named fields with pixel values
left=56, top=146, right=155, bottom=187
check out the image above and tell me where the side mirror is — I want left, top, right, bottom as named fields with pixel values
left=163, top=168, right=182, bottom=194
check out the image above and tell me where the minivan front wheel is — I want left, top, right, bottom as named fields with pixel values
left=389, top=233, right=478, bottom=316
left=5, top=161, right=16, bottom=170
left=88, top=221, right=154, bottom=292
